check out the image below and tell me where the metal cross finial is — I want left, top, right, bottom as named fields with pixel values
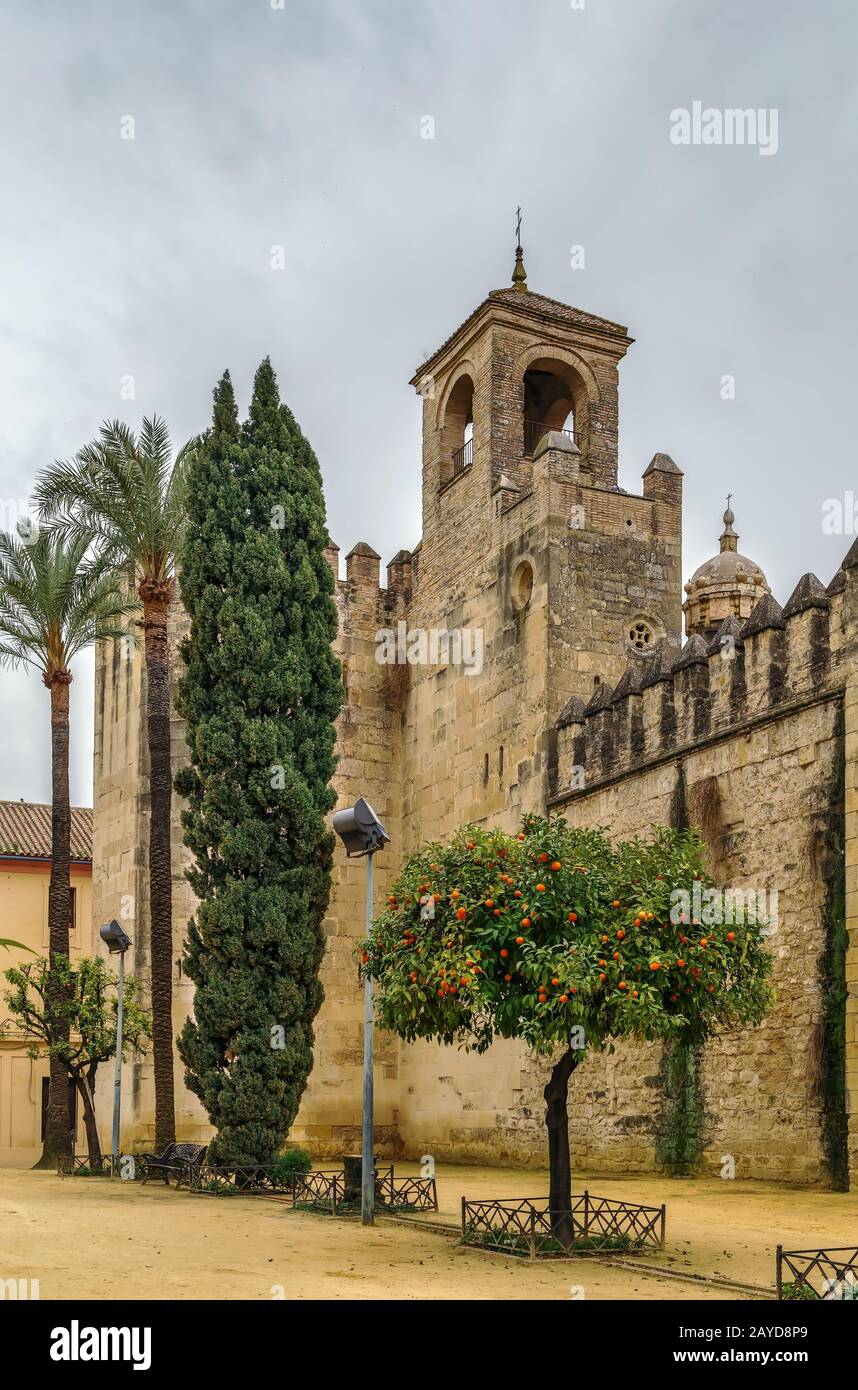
left=516, top=206, right=522, bottom=250
left=726, top=492, right=732, bottom=511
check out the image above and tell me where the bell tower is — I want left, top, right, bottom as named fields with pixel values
left=400, top=238, right=684, bottom=829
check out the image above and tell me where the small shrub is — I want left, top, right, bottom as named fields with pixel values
left=270, top=1149, right=312, bottom=1183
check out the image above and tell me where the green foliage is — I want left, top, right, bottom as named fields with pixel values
left=33, top=416, right=192, bottom=586
left=1, top=954, right=151, bottom=1071
left=656, top=1039, right=703, bottom=1175
left=359, top=815, right=774, bottom=1059
left=270, top=1148, right=312, bottom=1180
left=0, top=526, right=136, bottom=676
left=822, top=808, right=848, bottom=1190
left=175, top=361, right=342, bottom=1167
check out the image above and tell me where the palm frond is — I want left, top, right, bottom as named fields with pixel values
left=0, top=526, right=136, bottom=676
left=35, top=415, right=188, bottom=589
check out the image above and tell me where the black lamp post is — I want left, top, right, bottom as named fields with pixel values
left=99, top=919, right=132, bottom=1171
left=332, top=798, right=389, bottom=1225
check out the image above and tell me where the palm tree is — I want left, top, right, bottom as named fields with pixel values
left=0, top=524, right=135, bottom=1164
left=34, top=419, right=190, bottom=1149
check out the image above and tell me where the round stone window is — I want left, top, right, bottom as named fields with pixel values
left=511, top=560, right=534, bottom=612
left=628, top=619, right=655, bottom=652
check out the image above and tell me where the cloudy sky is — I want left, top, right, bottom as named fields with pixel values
left=1, top=0, right=856, bottom=806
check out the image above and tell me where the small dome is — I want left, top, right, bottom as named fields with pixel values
left=688, top=548, right=767, bottom=591
left=683, top=499, right=770, bottom=641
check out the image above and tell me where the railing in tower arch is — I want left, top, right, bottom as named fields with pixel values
left=523, top=419, right=577, bottom=455
left=451, top=436, right=473, bottom=476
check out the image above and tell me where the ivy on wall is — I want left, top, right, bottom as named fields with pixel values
left=656, top=1040, right=703, bottom=1175
left=658, top=761, right=705, bottom=1175
left=821, top=748, right=848, bottom=1191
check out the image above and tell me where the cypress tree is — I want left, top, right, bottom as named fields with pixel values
left=176, top=360, right=341, bottom=1166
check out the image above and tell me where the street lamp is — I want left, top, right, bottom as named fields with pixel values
left=99, top=919, right=132, bottom=1172
left=332, top=798, right=389, bottom=1226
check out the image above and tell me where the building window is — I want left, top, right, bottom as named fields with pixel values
left=511, top=560, right=534, bottom=612
left=628, top=620, right=656, bottom=652
left=69, top=887, right=76, bottom=933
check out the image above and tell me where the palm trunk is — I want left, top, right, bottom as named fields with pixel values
left=141, top=582, right=176, bottom=1149
left=544, top=1047, right=582, bottom=1248
left=35, top=672, right=73, bottom=1168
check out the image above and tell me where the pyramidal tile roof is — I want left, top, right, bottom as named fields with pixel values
left=0, top=801, right=92, bottom=863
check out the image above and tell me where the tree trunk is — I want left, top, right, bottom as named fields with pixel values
left=35, top=672, right=74, bottom=1168
left=76, top=1064, right=101, bottom=1162
left=544, top=1047, right=582, bottom=1248
left=141, top=583, right=176, bottom=1149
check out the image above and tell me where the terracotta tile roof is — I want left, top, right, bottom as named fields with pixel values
left=411, top=286, right=631, bottom=382
left=0, top=801, right=92, bottom=863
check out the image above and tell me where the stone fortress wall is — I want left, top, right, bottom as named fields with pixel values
left=90, top=260, right=858, bottom=1186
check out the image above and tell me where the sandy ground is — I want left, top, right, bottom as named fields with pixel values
left=0, top=1165, right=855, bottom=1301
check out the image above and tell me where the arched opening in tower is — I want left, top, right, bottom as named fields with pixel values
left=440, top=372, right=475, bottom=485
left=522, top=361, right=584, bottom=457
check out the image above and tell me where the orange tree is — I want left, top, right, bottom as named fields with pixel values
left=359, top=814, right=772, bottom=1244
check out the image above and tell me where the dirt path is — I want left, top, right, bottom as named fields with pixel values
left=1, top=1167, right=854, bottom=1300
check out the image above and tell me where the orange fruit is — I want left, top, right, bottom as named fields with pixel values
left=567, top=912, right=577, bottom=923
left=456, top=907, right=467, bottom=921
left=521, top=917, right=531, bottom=928
left=500, top=948, right=509, bottom=959
left=551, top=861, right=561, bottom=871
left=650, top=961, right=660, bottom=971
left=559, top=994, right=568, bottom=1003
left=515, top=935, right=525, bottom=946
left=536, top=884, right=546, bottom=893
left=726, top=932, right=735, bottom=943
